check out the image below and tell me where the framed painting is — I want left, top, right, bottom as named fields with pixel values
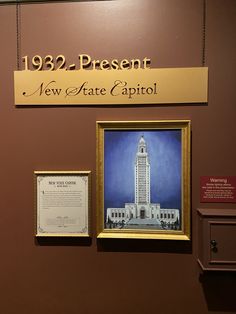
left=96, top=120, right=191, bottom=240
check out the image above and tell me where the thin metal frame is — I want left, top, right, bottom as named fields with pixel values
left=34, top=170, right=91, bottom=237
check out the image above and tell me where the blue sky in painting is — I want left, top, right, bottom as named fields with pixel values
left=104, top=130, right=182, bottom=210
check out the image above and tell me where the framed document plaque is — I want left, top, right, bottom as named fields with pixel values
left=35, top=171, right=91, bottom=237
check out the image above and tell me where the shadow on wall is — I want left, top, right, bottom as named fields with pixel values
left=199, top=272, right=236, bottom=312
left=35, top=237, right=192, bottom=253
left=97, top=238, right=192, bottom=254
left=35, top=237, right=92, bottom=246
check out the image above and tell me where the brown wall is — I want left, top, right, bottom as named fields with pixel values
left=0, top=1, right=236, bottom=313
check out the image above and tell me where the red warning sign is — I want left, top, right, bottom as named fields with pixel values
left=200, top=176, right=236, bottom=203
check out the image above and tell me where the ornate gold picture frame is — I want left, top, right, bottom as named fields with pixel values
left=96, top=120, right=191, bottom=240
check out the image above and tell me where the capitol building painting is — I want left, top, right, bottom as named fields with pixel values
left=105, top=133, right=181, bottom=230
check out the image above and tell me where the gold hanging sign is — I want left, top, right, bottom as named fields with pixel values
left=14, top=56, right=208, bottom=106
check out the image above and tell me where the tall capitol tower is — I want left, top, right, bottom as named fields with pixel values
left=106, top=135, right=180, bottom=228
left=135, top=136, right=150, bottom=204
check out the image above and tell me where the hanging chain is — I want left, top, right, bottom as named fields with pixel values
left=202, top=0, right=206, bottom=66
left=16, top=1, right=21, bottom=70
